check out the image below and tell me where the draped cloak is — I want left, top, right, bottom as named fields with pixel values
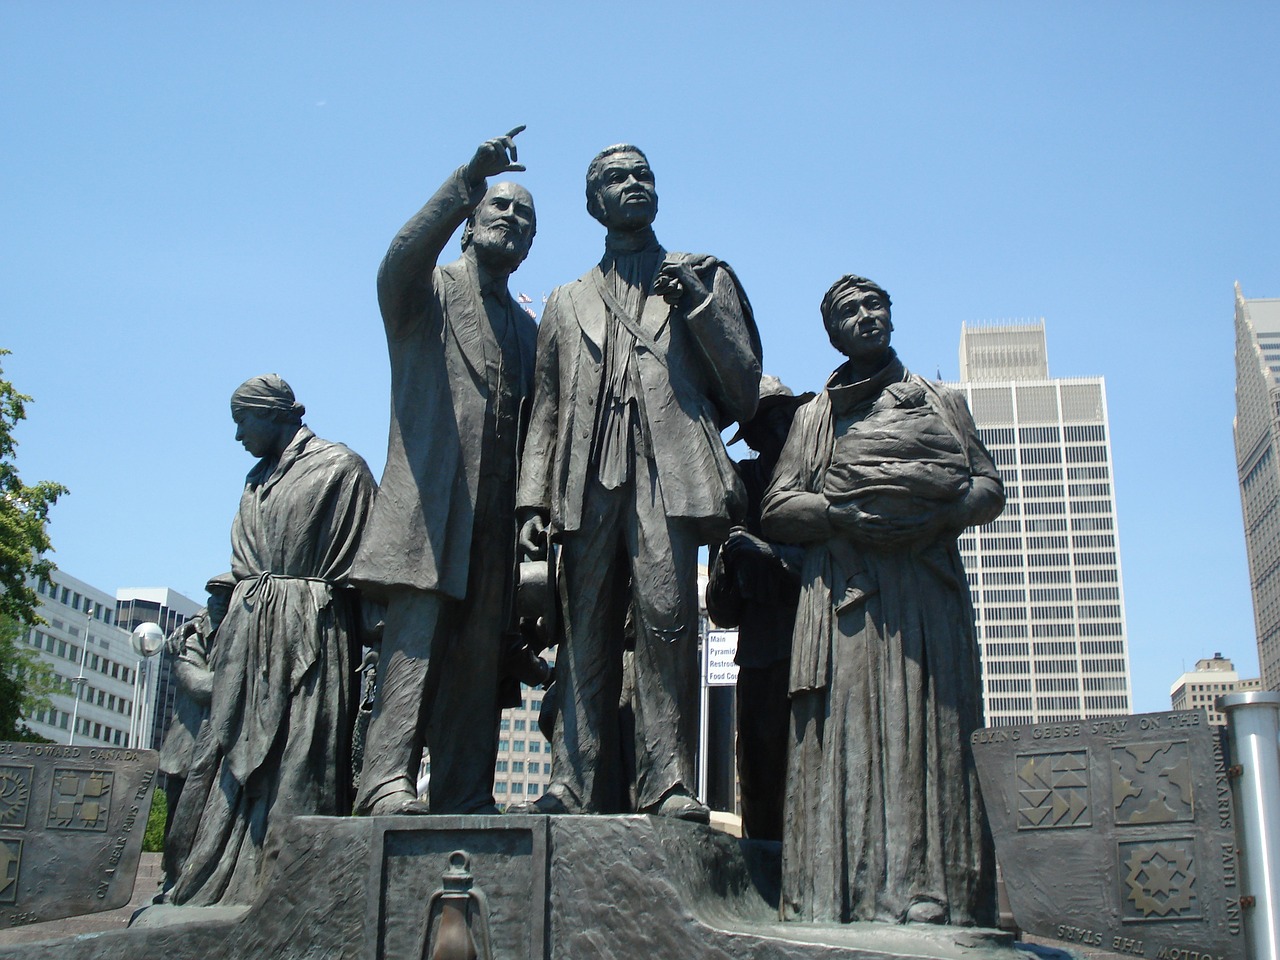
left=168, top=427, right=374, bottom=906
left=762, top=357, right=1001, bottom=926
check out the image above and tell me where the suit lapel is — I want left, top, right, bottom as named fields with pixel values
left=641, top=292, right=672, bottom=349
left=441, top=258, right=487, bottom=382
left=572, top=269, right=608, bottom=353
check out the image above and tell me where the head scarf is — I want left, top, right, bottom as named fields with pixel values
left=230, top=374, right=305, bottom=422
left=820, top=274, right=893, bottom=328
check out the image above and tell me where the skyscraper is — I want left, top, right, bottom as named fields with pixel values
left=953, top=321, right=1133, bottom=726
left=1232, top=284, right=1280, bottom=689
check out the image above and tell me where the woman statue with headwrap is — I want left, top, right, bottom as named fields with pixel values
left=762, top=277, right=1004, bottom=927
left=166, top=374, right=375, bottom=906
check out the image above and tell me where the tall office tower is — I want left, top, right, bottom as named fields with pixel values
left=1232, top=284, right=1280, bottom=689
left=953, top=321, right=1133, bottom=726
left=115, top=586, right=201, bottom=751
left=18, top=569, right=160, bottom=747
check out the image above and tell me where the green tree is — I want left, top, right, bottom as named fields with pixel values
left=0, top=349, right=67, bottom=740
left=0, top=349, right=68, bottom=627
left=0, top=613, right=57, bottom=741
left=143, top=787, right=167, bottom=853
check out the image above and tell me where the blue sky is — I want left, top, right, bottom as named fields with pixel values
left=3, top=3, right=1278, bottom=712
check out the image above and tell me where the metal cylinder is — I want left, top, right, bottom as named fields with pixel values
left=1222, top=690, right=1280, bottom=960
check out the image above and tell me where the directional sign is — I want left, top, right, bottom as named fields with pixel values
left=704, top=630, right=739, bottom=687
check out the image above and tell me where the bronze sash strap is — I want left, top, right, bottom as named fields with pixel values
left=591, top=268, right=668, bottom=372
left=592, top=266, right=659, bottom=460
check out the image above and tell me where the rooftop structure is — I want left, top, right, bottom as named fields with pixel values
left=1169, top=652, right=1264, bottom=725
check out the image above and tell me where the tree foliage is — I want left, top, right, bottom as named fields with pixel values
left=0, top=613, right=57, bottom=740
left=0, top=348, right=68, bottom=628
left=0, top=349, right=66, bottom=740
left=143, top=787, right=167, bottom=853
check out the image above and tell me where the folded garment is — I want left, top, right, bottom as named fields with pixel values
left=824, top=404, right=970, bottom=516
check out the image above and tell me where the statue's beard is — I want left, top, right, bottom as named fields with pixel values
left=472, top=226, right=529, bottom=272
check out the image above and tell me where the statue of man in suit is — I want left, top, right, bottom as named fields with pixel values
left=350, top=128, right=537, bottom=816
left=515, top=144, right=761, bottom=820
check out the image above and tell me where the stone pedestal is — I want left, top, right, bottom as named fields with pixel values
left=0, top=814, right=1031, bottom=960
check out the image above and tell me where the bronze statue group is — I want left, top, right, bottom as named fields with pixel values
left=158, top=128, right=1006, bottom=928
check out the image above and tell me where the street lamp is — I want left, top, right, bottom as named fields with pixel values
left=66, top=676, right=88, bottom=746
left=129, top=622, right=165, bottom=749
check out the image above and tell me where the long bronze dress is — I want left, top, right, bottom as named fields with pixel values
left=169, top=427, right=374, bottom=906
left=761, top=355, right=1002, bottom=926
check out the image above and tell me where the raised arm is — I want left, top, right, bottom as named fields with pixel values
left=378, top=127, right=526, bottom=338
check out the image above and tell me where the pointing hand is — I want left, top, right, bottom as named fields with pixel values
left=466, top=125, right=527, bottom=185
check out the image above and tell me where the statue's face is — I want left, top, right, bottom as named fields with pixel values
left=741, top=403, right=798, bottom=459
left=827, top=287, right=893, bottom=361
left=469, top=182, right=535, bottom=272
left=591, top=151, right=657, bottom=230
left=206, top=590, right=232, bottom=630
left=233, top=408, right=283, bottom=459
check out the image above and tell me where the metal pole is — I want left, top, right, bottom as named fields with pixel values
left=698, top=628, right=709, bottom=805
left=1222, top=690, right=1280, bottom=960
left=67, top=635, right=89, bottom=745
left=129, top=661, right=142, bottom=748
left=137, top=658, right=149, bottom=750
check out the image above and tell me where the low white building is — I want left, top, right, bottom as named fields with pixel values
left=21, top=570, right=152, bottom=747
left=1169, top=653, right=1263, bottom=726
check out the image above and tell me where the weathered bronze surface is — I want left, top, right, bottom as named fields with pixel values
left=349, top=130, right=537, bottom=818
left=971, top=710, right=1245, bottom=959
left=165, top=374, right=376, bottom=906
left=761, top=276, right=1004, bottom=925
left=514, top=144, right=762, bottom=820
left=0, top=742, right=157, bottom=927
